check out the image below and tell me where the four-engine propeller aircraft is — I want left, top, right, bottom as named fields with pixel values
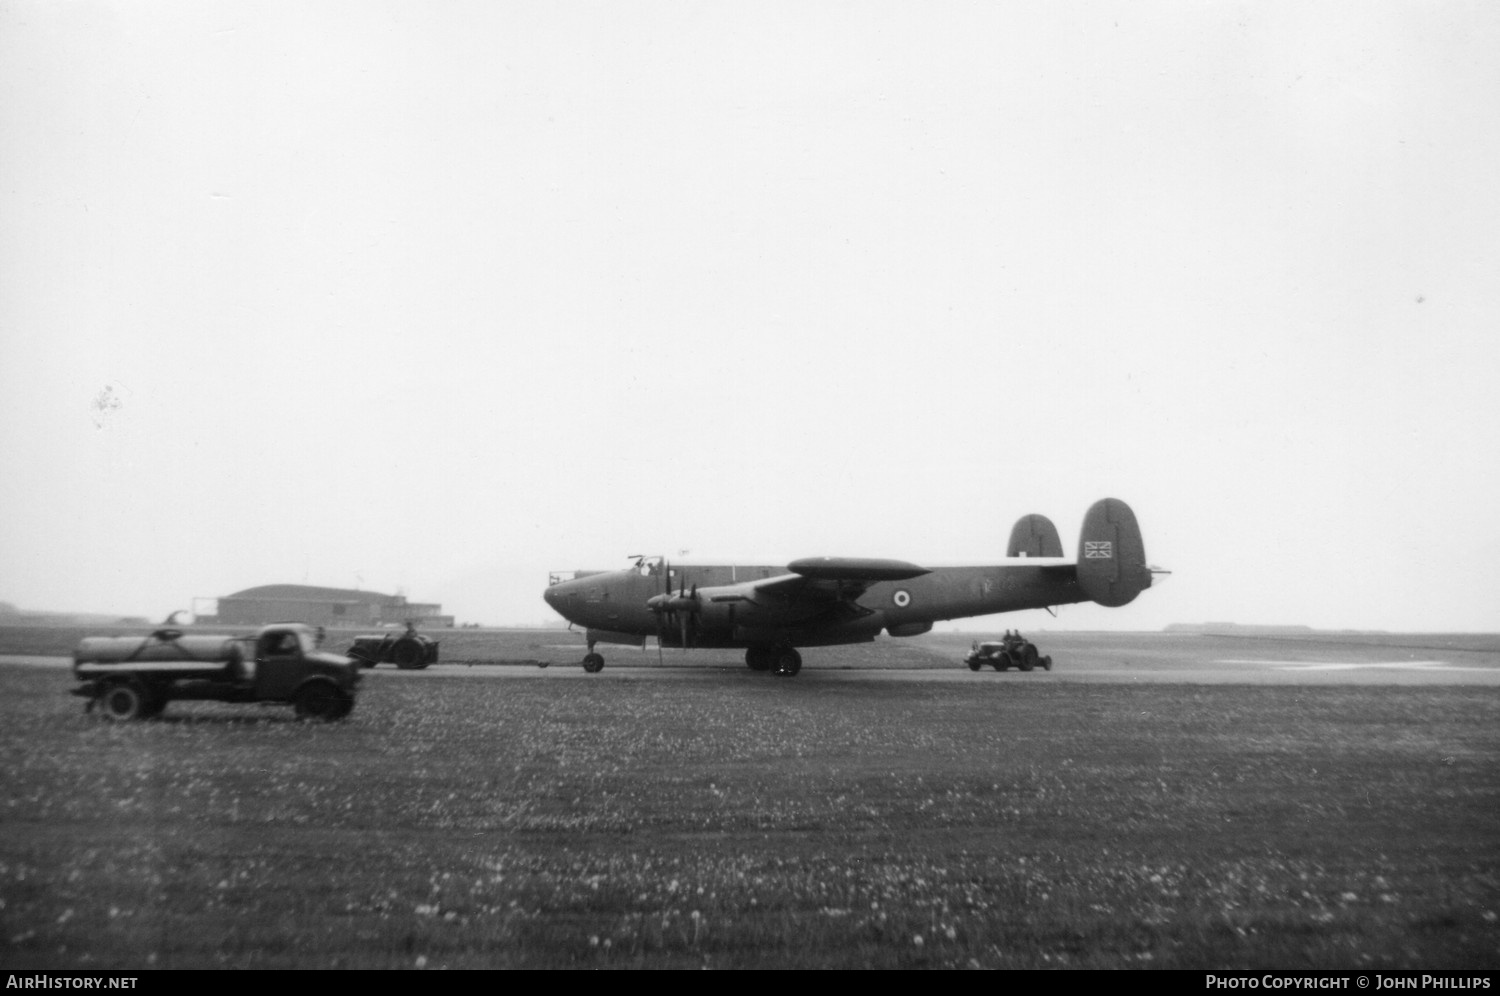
left=542, top=498, right=1164, bottom=676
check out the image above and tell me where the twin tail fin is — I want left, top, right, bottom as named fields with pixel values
left=1074, top=498, right=1152, bottom=607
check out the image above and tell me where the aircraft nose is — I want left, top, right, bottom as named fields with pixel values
left=543, top=575, right=577, bottom=614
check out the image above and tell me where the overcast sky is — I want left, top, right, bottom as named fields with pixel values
left=2, top=2, right=1497, bottom=632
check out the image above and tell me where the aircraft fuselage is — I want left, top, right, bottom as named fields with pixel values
left=540, top=498, right=1158, bottom=674
left=543, top=560, right=1085, bottom=650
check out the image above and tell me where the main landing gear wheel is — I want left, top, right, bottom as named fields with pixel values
left=773, top=647, right=802, bottom=677
left=582, top=653, right=605, bottom=673
left=745, top=647, right=773, bottom=672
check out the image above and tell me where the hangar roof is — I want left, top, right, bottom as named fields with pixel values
left=222, top=584, right=400, bottom=604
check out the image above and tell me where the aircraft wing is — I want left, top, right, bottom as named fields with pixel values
left=707, top=557, right=931, bottom=606
left=786, top=557, right=932, bottom=581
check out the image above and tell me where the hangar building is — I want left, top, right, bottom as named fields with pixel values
left=204, top=584, right=453, bottom=628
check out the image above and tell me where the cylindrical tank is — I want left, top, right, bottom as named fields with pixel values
left=74, top=629, right=244, bottom=665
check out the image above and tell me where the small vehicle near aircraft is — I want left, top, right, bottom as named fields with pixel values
left=346, top=623, right=439, bottom=669
left=71, top=622, right=360, bottom=721
left=543, top=497, right=1166, bottom=677
left=965, top=632, right=1052, bottom=672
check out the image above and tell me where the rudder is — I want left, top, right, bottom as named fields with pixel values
left=1075, top=498, right=1151, bottom=607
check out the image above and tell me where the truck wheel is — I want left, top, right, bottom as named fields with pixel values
left=99, top=682, right=147, bottom=721
left=1019, top=646, right=1036, bottom=672
left=294, top=681, right=351, bottom=721
left=967, top=658, right=981, bottom=672
left=393, top=639, right=426, bottom=669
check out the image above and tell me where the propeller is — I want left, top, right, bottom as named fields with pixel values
left=647, top=565, right=700, bottom=651
left=655, top=558, right=669, bottom=663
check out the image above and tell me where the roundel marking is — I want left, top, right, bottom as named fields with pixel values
left=892, top=589, right=912, bottom=608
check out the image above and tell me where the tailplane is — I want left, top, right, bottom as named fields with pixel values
left=1075, top=498, right=1153, bottom=607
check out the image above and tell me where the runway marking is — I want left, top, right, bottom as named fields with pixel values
left=1214, top=659, right=1488, bottom=671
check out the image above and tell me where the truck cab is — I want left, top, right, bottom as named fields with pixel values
left=248, top=624, right=359, bottom=707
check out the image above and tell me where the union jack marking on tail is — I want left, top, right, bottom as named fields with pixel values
left=1084, top=541, right=1113, bottom=559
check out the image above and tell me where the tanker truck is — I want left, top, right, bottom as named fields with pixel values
left=72, top=622, right=361, bottom=721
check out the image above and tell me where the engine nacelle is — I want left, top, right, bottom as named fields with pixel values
left=886, top=621, right=933, bottom=638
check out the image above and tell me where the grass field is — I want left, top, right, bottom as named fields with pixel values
left=1, top=629, right=1498, bottom=969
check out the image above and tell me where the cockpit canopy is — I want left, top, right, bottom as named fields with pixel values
left=629, top=555, right=667, bottom=577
